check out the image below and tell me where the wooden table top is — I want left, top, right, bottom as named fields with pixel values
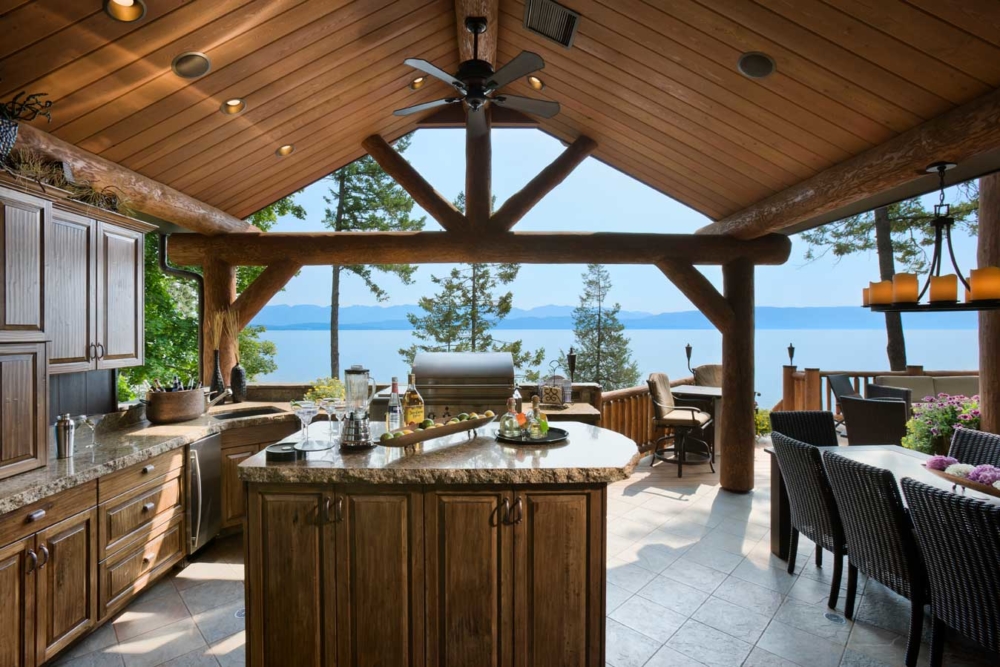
left=766, top=444, right=1000, bottom=505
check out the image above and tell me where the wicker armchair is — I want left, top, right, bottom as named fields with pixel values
left=770, top=433, right=847, bottom=608
left=647, top=373, right=713, bottom=477
left=947, top=428, right=1000, bottom=466
left=827, top=374, right=861, bottom=426
left=839, top=396, right=909, bottom=446
left=823, top=452, right=927, bottom=667
left=901, top=478, right=1000, bottom=667
left=769, top=411, right=839, bottom=447
left=866, top=383, right=913, bottom=415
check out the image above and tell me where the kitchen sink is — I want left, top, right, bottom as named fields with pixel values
left=212, top=406, right=288, bottom=420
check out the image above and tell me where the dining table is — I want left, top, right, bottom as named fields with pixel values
left=672, top=384, right=723, bottom=452
left=766, top=444, right=1000, bottom=559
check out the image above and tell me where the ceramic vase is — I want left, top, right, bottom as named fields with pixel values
left=210, top=350, right=226, bottom=401
left=230, top=362, right=247, bottom=403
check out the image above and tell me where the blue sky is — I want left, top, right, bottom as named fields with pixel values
left=265, top=128, right=979, bottom=312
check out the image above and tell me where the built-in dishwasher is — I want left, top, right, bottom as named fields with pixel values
left=188, top=433, right=222, bottom=553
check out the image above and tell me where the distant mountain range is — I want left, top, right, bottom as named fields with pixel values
left=250, top=304, right=977, bottom=330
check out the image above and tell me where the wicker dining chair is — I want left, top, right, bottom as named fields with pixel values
left=866, top=383, right=913, bottom=415
left=947, top=428, right=1000, bottom=467
left=901, top=478, right=1000, bottom=667
left=769, top=411, right=839, bottom=447
left=839, top=396, right=909, bottom=446
left=770, top=432, right=847, bottom=608
left=823, top=452, right=928, bottom=667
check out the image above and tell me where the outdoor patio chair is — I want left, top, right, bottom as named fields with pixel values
left=823, top=452, right=928, bottom=667
left=902, top=478, right=1000, bottom=667
left=769, top=411, right=839, bottom=447
left=647, top=372, right=713, bottom=477
left=827, top=374, right=862, bottom=425
left=866, top=382, right=913, bottom=415
left=692, top=364, right=722, bottom=387
left=770, top=432, right=847, bottom=608
left=839, top=396, right=909, bottom=446
left=948, top=428, right=1000, bottom=467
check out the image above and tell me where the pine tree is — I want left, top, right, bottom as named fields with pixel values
left=324, top=133, right=425, bottom=377
left=560, top=264, right=639, bottom=390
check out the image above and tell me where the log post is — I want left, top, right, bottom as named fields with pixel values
left=804, top=369, right=822, bottom=410
left=656, top=260, right=734, bottom=333
left=782, top=365, right=797, bottom=412
left=720, top=258, right=755, bottom=493
left=465, top=108, right=492, bottom=227
left=233, top=261, right=302, bottom=329
left=202, top=259, right=237, bottom=387
left=980, top=174, right=1000, bottom=434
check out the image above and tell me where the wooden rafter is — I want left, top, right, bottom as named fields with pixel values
left=168, top=230, right=791, bottom=266
left=456, top=0, right=498, bottom=64
left=466, top=109, right=492, bottom=227
left=13, top=123, right=257, bottom=236
left=493, top=135, right=598, bottom=231
left=232, top=261, right=303, bottom=330
left=698, top=88, right=1000, bottom=239
left=655, top=260, right=733, bottom=334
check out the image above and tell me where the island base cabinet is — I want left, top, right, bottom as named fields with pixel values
left=0, top=537, right=36, bottom=667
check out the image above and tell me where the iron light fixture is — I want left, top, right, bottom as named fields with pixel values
left=685, top=343, right=693, bottom=372
left=104, top=0, right=146, bottom=22
left=275, top=144, right=295, bottom=157
left=527, top=75, right=545, bottom=91
left=171, top=52, right=212, bottom=79
left=409, top=76, right=426, bottom=91
left=787, top=343, right=795, bottom=365
left=864, top=162, right=1000, bottom=312
left=220, top=98, right=246, bottom=115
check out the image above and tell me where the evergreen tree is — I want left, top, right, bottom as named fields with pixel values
left=324, top=134, right=425, bottom=377
left=400, top=193, right=544, bottom=378
left=560, top=264, right=639, bottom=390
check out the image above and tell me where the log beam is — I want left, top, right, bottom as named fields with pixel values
left=456, top=0, right=498, bottom=65
left=13, top=123, right=256, bottom=236
left=232, top=261, right=302, bottom=330
left=466, top=108, right=492, bottom=227
left=698, top=87, right=1000, bottom=239
left=980, top=173, right=1000, bottom=434
left=656, top=260, right=734, bottom=334
left=167, top=230, right=792, bottom=267
left=361, top=134, right=466, bottom=232
left=492, top=135, right=597, bottom=231
left=202, top=259, right=238, bottom=387
left=720, top=258, right=755, bottom=492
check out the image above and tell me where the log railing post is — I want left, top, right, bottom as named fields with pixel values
left=804, top=368, right=822, bottom=410
left=720, top=258, right=755, bottom=493
left=202, top=258, right=237, bottom=387
left=781, top=365, right=796, bottom=412
left=980, top=173, right=1000, bottom=434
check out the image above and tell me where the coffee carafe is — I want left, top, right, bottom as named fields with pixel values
left=340, top=365, right=377, bottom=448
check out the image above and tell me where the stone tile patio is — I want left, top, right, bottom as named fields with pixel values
left=53, top=440, right=993, bottom=667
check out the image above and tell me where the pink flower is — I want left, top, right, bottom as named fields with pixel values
left=926, top=455, right=958, bottom=471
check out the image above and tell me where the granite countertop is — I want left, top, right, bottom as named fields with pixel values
left=238, top=421, right=642, bottom=486
left=0, top=402, right=297, bottom=515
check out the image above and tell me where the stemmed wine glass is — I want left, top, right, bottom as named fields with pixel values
left=331, top=399, right=348, bottom=442
left=292, top=400, right=330, bottom=452
left=316, top=398, right=332, bottom=437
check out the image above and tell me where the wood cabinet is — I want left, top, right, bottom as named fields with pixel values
left=220, top=422, right=297, bottom=529
left=0, top=343, right=47, bottom=481
left=0, top=536, right=36, bottom=667
left=0, top=187, right=48, bottom=343
left=96, top=222, right=143, bottom=369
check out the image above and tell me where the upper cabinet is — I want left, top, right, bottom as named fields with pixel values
left=96, top=223, right=143, bottom=370
left=0, top=188, right=49, bottom=342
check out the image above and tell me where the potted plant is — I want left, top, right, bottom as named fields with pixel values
left=1, top=90, right=52, bottom=160
left=902, top=394, right=981, bottom=455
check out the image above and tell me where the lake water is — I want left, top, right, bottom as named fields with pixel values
left=256, top=328, right=980, bottom=409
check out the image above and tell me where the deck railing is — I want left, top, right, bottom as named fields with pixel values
left=777, top=365, right=979, bottom=414
left=599, top=376, right=694, bottom=449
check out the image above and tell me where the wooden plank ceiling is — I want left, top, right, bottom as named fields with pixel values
left=2, top=0, right=1000, bottom=227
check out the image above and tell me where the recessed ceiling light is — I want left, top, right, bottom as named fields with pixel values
left=275, top=144, right=295, bottom=157
left=220, top=98, right=247, bottom=115
left=526, top=75, right=545, bottom=91
left=409, top=76, right=426, bottom=91
left=104, top=0, right=146, bottom=22
left=171, top=52, right=212, bottom=79
left=737, top=52, right=776, bottom=79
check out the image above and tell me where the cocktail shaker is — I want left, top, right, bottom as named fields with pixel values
left=56, top=413, right=75, bottom=459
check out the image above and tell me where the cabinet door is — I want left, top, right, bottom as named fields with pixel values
left=0, top=536, right=36, bottom=667
left=245, top=485, right=337, bottom=667
left=96, top=222, right=143, bottom=369
left=46, top=208, right=97, bottom=373
left=0, top=188, right=47, bottom=342
left=35, top=508, right=98, bottom=663
left=0, top=343, right=47, bottom=481
left=221, top=444, right=257, bottom=529
left=425, top=489, right=512, bottom=667
left=513, top=487, right=606, bottom=667
left=335, top=487, right=424, bottom=667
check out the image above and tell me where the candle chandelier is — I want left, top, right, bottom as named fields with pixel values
left=863, top=162, right=1000, bottom=313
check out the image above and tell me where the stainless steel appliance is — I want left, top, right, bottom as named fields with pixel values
left=341, top=365, right=378, bottom=448
left=188, top=433, right=222, bottom=553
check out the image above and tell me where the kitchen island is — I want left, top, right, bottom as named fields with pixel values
left=238, top=420, right=641, bottom=667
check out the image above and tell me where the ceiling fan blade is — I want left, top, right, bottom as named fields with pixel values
left=492, top=94, right=560, bottom=118
left=466, top=105, right=488, bottom=137
left=404, top=58, right=465, bottom=90
left=486, top=51, right=545, bottom=91
left=393, top=97, right=461, bottom=116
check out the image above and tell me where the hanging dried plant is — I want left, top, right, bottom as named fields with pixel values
left=222, top=309, right=242, bottom=364
left=207, top=311, right=225, bottom=351
left=0, top=90, right=53, bottom=123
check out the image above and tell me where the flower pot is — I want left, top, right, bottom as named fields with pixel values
left=210, top=350, right=227, bottom=401
left=230, top=363, right=247, bottom=403
left=0, top=119, right=17, bottom=160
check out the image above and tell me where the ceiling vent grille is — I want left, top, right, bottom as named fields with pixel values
left=523, top=0, right=580, bottom=48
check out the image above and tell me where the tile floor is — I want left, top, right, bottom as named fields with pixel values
left=53, top=440, right=993, bottom=667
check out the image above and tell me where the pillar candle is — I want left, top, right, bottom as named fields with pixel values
left=970, top=267, right=1000, bottom=300
left=929, top=275, right=958, bottom=302
left=892, top=273, right=919, bottom=303
left=869, top=280, right=893, bottom=305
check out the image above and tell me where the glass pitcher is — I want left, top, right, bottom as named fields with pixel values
left=344, top=365, right=377, bottom=417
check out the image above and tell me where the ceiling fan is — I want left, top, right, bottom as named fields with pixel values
left=393, top=16, right=559, bottom=135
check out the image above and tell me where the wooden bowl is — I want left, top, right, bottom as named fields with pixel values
left=924, top=466, right=1000, bottom=500
left=379, top=414, right=496, bottom=448
left=145, top=388, right=210, bottom=424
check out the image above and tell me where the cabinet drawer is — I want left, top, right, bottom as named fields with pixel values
left=99, top=514, right=184, bottom=619
left=99, top=467, right=184, bottom=560
left=0, top=481, right=96, bottom=547
left=99, top=449, right=185, bottom=503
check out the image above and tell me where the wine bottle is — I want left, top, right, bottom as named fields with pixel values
left=387, top=377, right=402, bottom=431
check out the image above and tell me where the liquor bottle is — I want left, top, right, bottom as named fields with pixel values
left=386, top=377, right=402, bottom=431
left=528, top=395, right=543, bottom=439
left=403, top=373, right=425, bottom=426
left=499, top=398, right=521, bottom=438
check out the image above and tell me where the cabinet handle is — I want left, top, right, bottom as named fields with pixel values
left=142, top=502, right=155, bottom=513
left=142, top=555, right=152, bottom=566
left=511, top=498, right=523, bottom=525
left=87, top=343, right=94, bottom=362
left=38, top=545, right=49, bottom=569
left=142, top=464, right=155, bottom=474
left=335, top=496, right=345, bottom=523
left=500, top=498, right=511, bottom=525
left=26, top=509, right=46, bottom=523
left=96, top=343, right=105, bottom=359
left=323, top=497, right=333, bottom=524
left=26, top=549, right=37, bottom=575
